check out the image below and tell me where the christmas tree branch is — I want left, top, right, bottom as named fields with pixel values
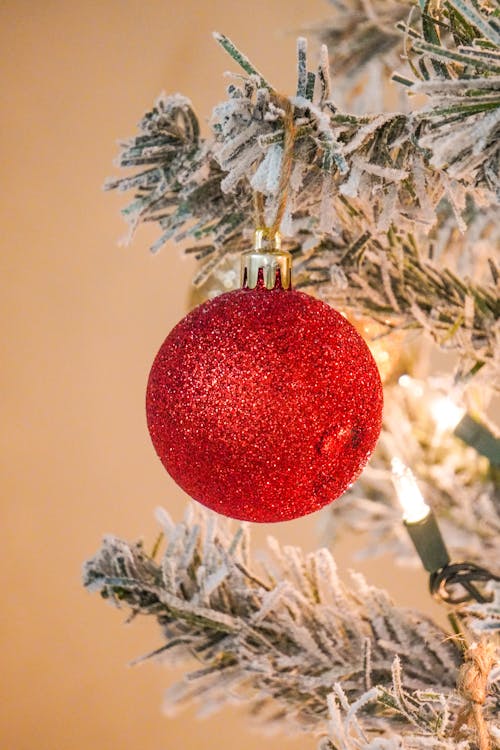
left=294, top=232, right=499, bottom=379
left=105, top=0, right=499, bottom=378
left=316, top=0, right=412, bottom=105
left=83, top=506, right=499, bottom=747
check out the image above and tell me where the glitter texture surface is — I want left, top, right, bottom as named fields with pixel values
left=146, top=286, right=383, bottom=523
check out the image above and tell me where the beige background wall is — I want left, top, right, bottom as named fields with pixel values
left=1, top=3, right=436, bottom=749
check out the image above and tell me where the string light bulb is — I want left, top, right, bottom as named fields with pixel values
left=391, top=457, right=430, bottom=523
left=429, top=396, right=465, bottom=434
left=391, top=458, right=450, bottom=573
left=397, top=375, right=500, bottom=467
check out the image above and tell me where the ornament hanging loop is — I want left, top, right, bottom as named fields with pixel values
left=268, top=94, right=296, bottom=238
left=243, top=96, right=296, bottom=290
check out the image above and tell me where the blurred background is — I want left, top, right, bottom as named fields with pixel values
left=1, top=2, right=437, bottom=749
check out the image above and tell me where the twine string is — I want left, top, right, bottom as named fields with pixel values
left=453, top=640, right=496, bottom=750
left=253, top=94, right=296, bottom=241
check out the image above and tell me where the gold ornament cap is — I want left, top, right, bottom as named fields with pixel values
left=241, top=229, right=292, bottom=290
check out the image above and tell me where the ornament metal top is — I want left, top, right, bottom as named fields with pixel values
left=241, top=229, right=291, bottom=290
left=146, top=231, right=383, bottom=523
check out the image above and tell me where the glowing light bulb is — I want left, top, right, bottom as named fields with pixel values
left=429, top=396, right=465, bottom=434
left=391, top=457, right=430, bottom=523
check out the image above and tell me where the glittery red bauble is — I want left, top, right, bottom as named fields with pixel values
left=146, top=286, right=383, bottom=523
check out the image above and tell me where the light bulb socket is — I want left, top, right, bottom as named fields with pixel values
left=241, top=230, right=292, bottom=290
left=454, top=414, right=500, bottom=467
left=404, top=510, right=450, bottom=573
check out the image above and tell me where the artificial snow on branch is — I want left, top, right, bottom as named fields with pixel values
left=294, top=221, right=498, bottom=378
left=466, top=582, right=500, bottom=634
left=105, top=0, right=499, bottom=378
left=83, top=506, right=499, bottom=748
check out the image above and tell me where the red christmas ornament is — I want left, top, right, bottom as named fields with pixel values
left=146, top=236, right=383, bottom=523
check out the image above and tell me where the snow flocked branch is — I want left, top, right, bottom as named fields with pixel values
left=83, top=506, right=499, bottom=748
left=316, top=0, right=412, bottom=108
left=105, top=0, right=499, bottom=378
